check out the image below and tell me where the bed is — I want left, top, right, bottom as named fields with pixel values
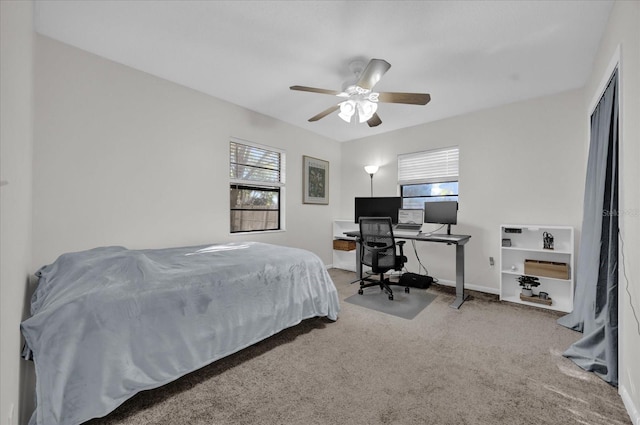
left=20, top=241, right=340, bottom=425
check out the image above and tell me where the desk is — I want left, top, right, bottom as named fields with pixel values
left=344, top=231, right=471, bottom=309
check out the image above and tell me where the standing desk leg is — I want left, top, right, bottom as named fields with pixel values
left=349, top=239, right=363, bottom=284
left=450, top=244, right=469, bottom=309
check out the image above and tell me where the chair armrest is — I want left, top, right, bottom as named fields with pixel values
left=396, top=240, right=406, bottom=256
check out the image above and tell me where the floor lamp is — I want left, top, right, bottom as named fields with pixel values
left=364, top=165, right=379, bottom=197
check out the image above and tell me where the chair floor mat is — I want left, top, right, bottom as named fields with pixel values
left=344, top=287, right=437, bottom=320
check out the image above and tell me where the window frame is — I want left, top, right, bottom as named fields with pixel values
left=229, top=138, right=285, bottom=234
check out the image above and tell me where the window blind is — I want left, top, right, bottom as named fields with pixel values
left=230, top=140, right=283, bottom=186
left=398, top=146, right=459, bottom=185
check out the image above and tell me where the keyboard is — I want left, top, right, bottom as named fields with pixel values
left=394, top=224, right=421, bottom=231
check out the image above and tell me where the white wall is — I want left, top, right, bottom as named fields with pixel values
left=0, top=2, right=34, bottom=424
left=587, top=1, right=640, bottom=421
left=32, top=35, right=342, bottom=269
left=340, top=89, right=586, bottom=293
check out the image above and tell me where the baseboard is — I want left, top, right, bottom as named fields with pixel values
left=620, top=384, right=640, bottom=425
left=434, top=278, right=500, bottom=295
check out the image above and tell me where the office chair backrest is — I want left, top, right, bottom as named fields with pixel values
left=359, top=217, right=396, bottom=270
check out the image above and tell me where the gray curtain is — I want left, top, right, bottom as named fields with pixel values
left=557, top=69, right=618, bottom=385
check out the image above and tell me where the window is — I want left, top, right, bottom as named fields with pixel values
left=398, top=146, right=459, bottom=209
left=229, top=139, right=285, bottom=233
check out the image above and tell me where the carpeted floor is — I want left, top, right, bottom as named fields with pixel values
left=86, top=269, right=631, bottom=425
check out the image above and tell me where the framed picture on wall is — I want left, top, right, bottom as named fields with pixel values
left=303, top=155, right=329, bottom=204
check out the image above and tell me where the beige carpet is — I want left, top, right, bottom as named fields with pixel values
left=86, top=269, right=631, bottom=425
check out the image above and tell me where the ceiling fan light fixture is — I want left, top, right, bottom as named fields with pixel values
left=357, top=100, right=377, bottom=123
left=339, top=99, right=377, bottom=124
left=338, top=100, right=356, bottom=123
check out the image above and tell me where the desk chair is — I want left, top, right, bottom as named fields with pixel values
left=358, top=217, right=410, bottom=300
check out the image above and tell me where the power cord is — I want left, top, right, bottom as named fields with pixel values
left=409, top=223, right=446, bottom=276
left=420, top=223, right=446, bottom=237
left=410, top=239, right=430, bottom=276
left=619, top=227, right=640, bottom=336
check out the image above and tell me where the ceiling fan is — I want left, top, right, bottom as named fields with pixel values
left=290, top=58, right=431, bottom=127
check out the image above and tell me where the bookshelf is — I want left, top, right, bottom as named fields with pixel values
left=500, top=225, right=574, bottom=312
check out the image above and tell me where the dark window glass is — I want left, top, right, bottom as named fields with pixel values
left=230, top=185, right=280, bottom=232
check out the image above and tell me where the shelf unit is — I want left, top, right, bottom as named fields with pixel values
left=500, top=225, right=574, bottom=312
left=332, top=220, right=359, bottom=271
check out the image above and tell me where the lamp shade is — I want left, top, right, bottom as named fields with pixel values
left=357, top=100, right=378, bottom=123
left=338, top=100, right=356, bottom=123
left=364, top=165, right=379, bottom=175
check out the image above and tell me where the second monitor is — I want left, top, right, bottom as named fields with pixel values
left=424, top=200, right=458, bottom=235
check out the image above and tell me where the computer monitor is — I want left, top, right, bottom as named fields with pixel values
left=424, top=201, right=458, bottom=234
left=354, top=197, right=402, bottom=224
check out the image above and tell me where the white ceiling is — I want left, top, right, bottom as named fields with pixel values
left=34, top=0, right=613, bottom=142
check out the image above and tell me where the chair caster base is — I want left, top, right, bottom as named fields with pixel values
left=358, top=289, right=364, bottom=295
left=405, top=287, right=410, bottom=293
left=389, top=294, right=394, bottom=300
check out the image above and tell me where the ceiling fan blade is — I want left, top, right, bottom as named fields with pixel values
left=377, top=92, right=431, bottom=105
left=356, top=59, right=391, bottom=90
left=367, top=113, right=382, bottom=127
left=290, top=85, right=342, bottom=96
left=308, top=104, right=340, bottom=122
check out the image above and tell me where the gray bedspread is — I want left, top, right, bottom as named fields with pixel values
left=21, top=242, right=340, bottom=425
